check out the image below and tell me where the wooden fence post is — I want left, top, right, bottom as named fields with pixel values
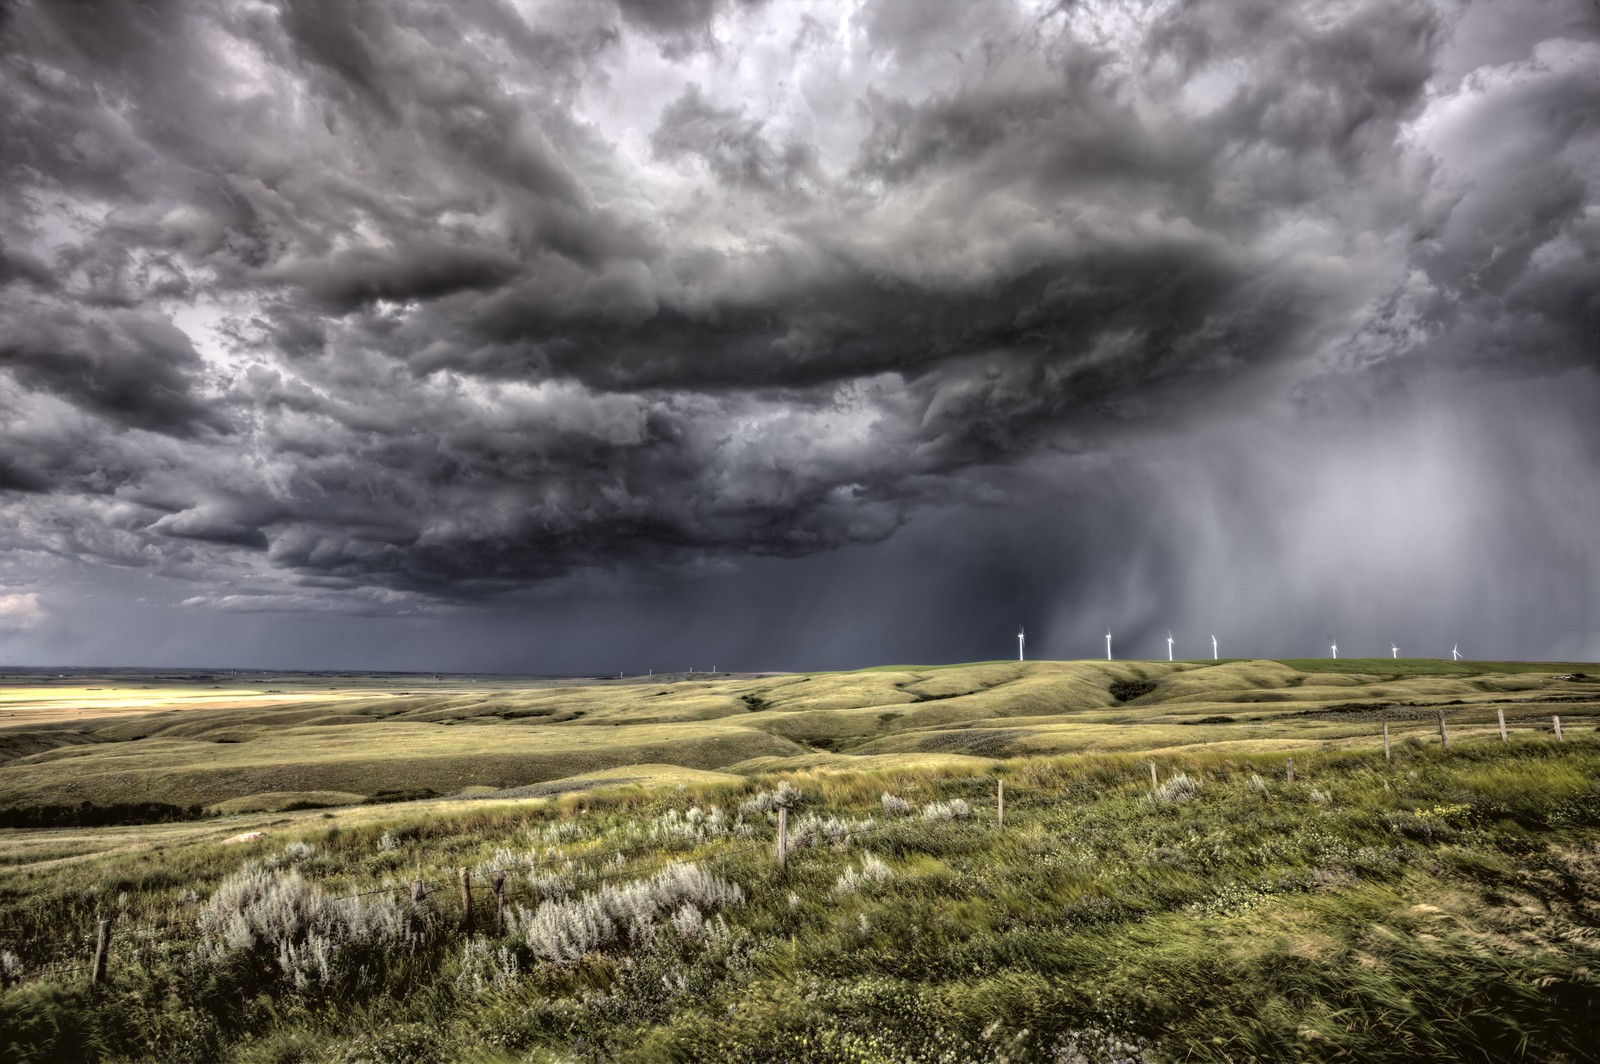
left=1498, top=708, right=1507, bottom=742
left=1285, top=757, right=1294, bottom=783
left=459, top=867, right=473, bottom=934
left=1149, top=762, right=1158, bottom=789
left=1382, top=722, right=1391, bottom=761
left=1437, top=712, right=1449, bottom=749
left=1554, top=715, right=1563, bottom=742
left=411, top=879, right=427, bottom=913
left=91, top=917, right=112, bottom=985
left=777, top=806, right=788, bottom=873
left=493, top=873, right=506, bottom=935
left=996, top=778, right=1005, bottom=831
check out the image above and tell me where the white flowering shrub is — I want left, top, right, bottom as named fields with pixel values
left=0, top=949, right=21, bottom=986
left=511, top=862, right=743, bottom=962
left=533, top=820, right=588, bottom=845
left=283, top=841, right=315, bottom=862
left=879, top=793, right=914, bottom=816
left=789, top=813, right=876, bottom=850
left=833, top=853, right=894, bottom=895
left=197, top=863, right=408, bottom=988
left=739, top=781, right=801, bottom=816
left=1153, top=773, right=1201, bottom=803
left=454, top=938, right=520, bottom=996
left=670, top=902, right=706, bottom=940
left=648, top=805, right=734, bottom=843
left=376, top=831, right=403, bottom=853
left=920, top=798, right=972, bottom=821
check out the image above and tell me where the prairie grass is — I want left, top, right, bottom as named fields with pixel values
left=3, top=662, right=1600, bottom=1061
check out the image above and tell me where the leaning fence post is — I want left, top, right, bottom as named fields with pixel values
left=1437, top=712, right=1449, bottom=749
left=1383, top=722, right=1391, bottom=761
left=1554, top=715, right=1563, bottom=742
left=91, top=917, right=112, bottom=985
left=411, top=879, right=427, bottom=913
left=776, top=806, right=789, bottom=872
left=459, top=867, right=473, bottom=934
left=1149, top=762, right=1158, bottom=790
left=1285, top=757, right=1294, bottom=783
left=996, top=778, right=1005, bottom=831
left=1498, top=708, right=1507, bottom=742
left=493, top=872, right=506, bottom=935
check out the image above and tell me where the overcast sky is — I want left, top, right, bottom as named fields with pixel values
left=1, top=0, right=1597, bottom=672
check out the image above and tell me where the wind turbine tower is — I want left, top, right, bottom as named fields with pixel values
left=1105, top=630, right=1112, bottom=661
left=1166, top=631, right=1174, bottom=662
left=1211, top=634, right=1218, bottom=660
left=1018, top=626, right=1025, bottom=662
left=1452, top=644, right=1462, bottom=661
left=1331, top=638, right=1338, bottom=660
left=1391, top=643, right=1399, bottom=659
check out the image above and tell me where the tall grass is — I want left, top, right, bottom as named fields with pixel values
left=2, top=739, right=1598, bottom=1062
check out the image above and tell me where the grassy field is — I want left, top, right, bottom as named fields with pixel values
left=2, top=659, right=1598, bottom=1061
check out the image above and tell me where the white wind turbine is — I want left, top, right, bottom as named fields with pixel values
left=1330, top=637, right=1338, bottom=660
left=1390, top=643, right=1399, bottom=659
left=1018, top=626, right=1025, bottom=662
left=1166, top=631, right=1174, bottom=662
left=1105, top=630, right=1113, bottom=661
left=1452, top=644, right=1462, bottom=661
left=1211, top=634, right=1218, bottom=660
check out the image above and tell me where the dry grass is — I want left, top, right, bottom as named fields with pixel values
left=3, top=659, right=1597, bottom=819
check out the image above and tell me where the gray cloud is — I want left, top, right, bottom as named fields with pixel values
left=0, top=0, right=1596, bottom=667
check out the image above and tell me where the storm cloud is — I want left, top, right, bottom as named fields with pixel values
left=0, top=0, right=1597, bottom=668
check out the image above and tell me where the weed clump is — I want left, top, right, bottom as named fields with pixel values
left=454, top=939, right=520, bottom=996
left=647, top=804, right=747, bottom=843
left=833, top=853, right=893, bottom=895
left=1152, top=773, right=1201, bottom=803
left=197, top=864, right=409, bottom=988
left=919, top=798, right=971, bottom=821
left=790, top=812, right=876, bottom=849
left=738, top=781, right=801, bottom=816
left=511, top=862, right=743, bottom=962
left=879, top=792, right=914, bottom=816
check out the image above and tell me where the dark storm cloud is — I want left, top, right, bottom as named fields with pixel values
left=0, top=0, right=1596, bottom=640
left=0, top=303, right=227, bottom=435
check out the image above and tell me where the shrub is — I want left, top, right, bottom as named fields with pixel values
left=283, top=841, right=315, bottom=862
left=648, top=805, right=734, bottom=843
left=197, top=863, right=408, bottom=988
left=1110, top=678, right=1159, bottom=702
left=920, top=798, right=971, bottom=821
left=879, top=793, right=914, bottom=816
left=790, top=813, right=876, bottom=848
left=454, top=938, right=520, bottom=996
left=511, top=862, right=743, bottom=962
left=834, top=853, right=893, bottom=895
left=739, top=781, right=801, bottom=816
left=1152, top=773, right=1200, bottom=803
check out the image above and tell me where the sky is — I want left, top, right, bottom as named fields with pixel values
left=1, top=0, right=1598, bottom=673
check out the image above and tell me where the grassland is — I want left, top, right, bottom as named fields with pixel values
left=2, top=659, right=1598, bottom=1061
